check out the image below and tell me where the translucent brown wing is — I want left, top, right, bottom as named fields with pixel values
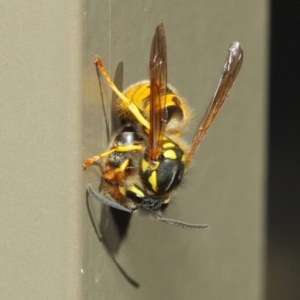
left=187, top=42, right=243, bottom=166
left=148, top=22, right=168, bottom=161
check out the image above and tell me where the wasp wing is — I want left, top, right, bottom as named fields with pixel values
left=187, top=42, right=243, bottom=165
left=148, top=22, right=168, bottom=161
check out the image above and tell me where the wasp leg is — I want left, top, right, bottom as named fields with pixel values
left=102, top=159, right=130, bottom=182
left=94, top=57, right=150, bottom=129
left=82, top=144, right=143, bottom=169
left=114, top=159, right=130, bottom=174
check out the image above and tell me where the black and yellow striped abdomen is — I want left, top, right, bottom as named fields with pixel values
left=119, top=81, right=189, bottom=127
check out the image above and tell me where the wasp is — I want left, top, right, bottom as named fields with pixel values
left=83, top=23, right=243, bottom=229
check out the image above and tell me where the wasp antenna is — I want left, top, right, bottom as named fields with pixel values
left=154, top=214, right=210, bottom=230
left=95, top=57, right=110, bottom=144
left=87, top=184, right=134, bottom=213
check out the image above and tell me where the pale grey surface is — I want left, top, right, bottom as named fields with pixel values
left=0, top=0, right=267, bottom=300
left=0, top=1, right=84, bottom=300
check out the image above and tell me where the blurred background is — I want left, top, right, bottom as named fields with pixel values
left=266, top=1, right=300, bottom=299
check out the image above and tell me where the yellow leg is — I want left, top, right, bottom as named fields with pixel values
left=82, top=144, right=143, bottom=169
left=94, top=57, right=150, bottom=129
left=102, top=159, right=130, bottom=182
left=114, top=159, right=130, bottom=174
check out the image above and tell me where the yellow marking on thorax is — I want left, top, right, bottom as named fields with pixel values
left=142, top=159, right=148, bottom=172
left=163, top=142, right=175, bottom=149
left=148, top=171, right=157, bottom=192
left=142, top=159, right=160, bottom=172
left=163, top=149, right=177, bottom=160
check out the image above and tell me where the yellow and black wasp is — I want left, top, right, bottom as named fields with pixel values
left=83, top=23, right=243, bottom=229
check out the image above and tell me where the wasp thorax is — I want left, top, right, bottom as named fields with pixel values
left=141, top=140, right=186, bottom=195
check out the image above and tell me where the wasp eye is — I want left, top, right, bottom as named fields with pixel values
left=126, top=190, right=144, bottom=204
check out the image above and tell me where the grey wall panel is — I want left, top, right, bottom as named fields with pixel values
left=0, top=1, right=84, bottom=300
